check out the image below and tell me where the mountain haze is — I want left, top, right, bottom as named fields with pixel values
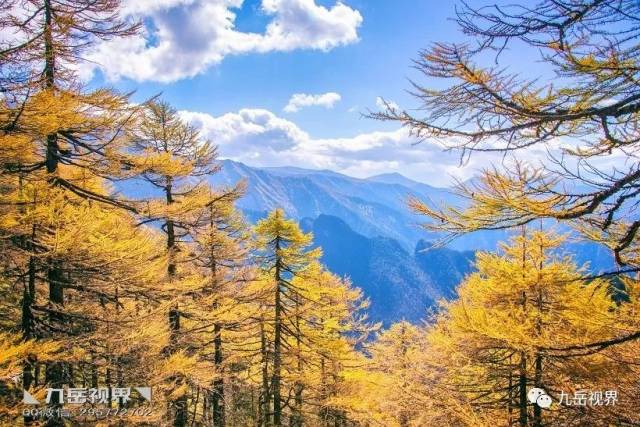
left=118, top=160, right=615, bottom=324
left=210, top=159, right=506, bottom=252
left=300, top=215, right=474, bottom=324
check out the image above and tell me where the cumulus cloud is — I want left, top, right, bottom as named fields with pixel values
left=179, top=107, right=522, bottom=186
left=179, top=105, right=629, bottom=187
left=376, top=96, right=400, bottom=111
left=283, top=92, right=341, bottom=113
left=81, top=0, right=363, bottom=82
left=182, top=108, right=309, bottom=159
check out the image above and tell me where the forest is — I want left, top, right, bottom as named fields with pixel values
left=1, top=0, right=640, bottom=426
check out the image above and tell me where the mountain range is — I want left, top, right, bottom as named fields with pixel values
left=120, top=159, right=616, bottom=325
left=206, top=160, right=614, bottom=324
left=300, top=214, right=475, bottom=324
left=210, top=159, right=508, bottom=252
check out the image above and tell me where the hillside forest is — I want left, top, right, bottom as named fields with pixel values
left=1, top=0, right=640, bottom=426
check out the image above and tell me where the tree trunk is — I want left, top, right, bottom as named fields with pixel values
left=508, top=354, right=514, bottom=426
left=533, top=230, right=544, bottom=427
left=22, top=230, right=37, bottom=423
left=166, top=178, right=176, bottom=276
left=46, top=260, right=65, bottom=426
left=43, top=5, right=63, bottom=424
left=273, top=237, right=283, bottom=426
left=292, top=298, right=303, bottom=427
left=44, top=0, right=58, bottom=176
left=518, top=352, right=527, bottom=427
left=319, top=357, right=329, bottom=427
left=21, top=211, right=37, bottom=340
left=209, top=221, right=225, bottom=427
left=213, top=322, right=225, bottom=427
left=532, top=355, right=543, bottom=427
left=260, top=319, right=271, bottom=427
left=48, top=261, right=64, bottom=321
left=164, top=179, right=187, bottom=427
left=517, top=228, right=528, bottom=427
left=106, top=365, right=113, bottom=408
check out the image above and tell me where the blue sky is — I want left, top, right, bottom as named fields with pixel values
left=96, top=1, right=460, bottom=135
left=82, top=0, right=550, bottom=186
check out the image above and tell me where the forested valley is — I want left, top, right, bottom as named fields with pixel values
left=1, top=0, right=640, bottom=426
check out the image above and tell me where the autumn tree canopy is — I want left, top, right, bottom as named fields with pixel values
left=373, top=0, right=640, bottom=269
left=1, top=1, right=639, bottom=426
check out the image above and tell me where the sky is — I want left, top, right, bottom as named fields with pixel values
left=80, top=0, right=556, bottom=187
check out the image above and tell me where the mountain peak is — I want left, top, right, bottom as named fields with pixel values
left=369, top=171, right=411, bottom=180
left=368, top=171, right=427, bottom=188
left=371, top=172, right=407, bottom=179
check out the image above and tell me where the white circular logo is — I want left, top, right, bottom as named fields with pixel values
left=527, top=388, right=545, bottom=404
left=528, top=388, right=552, bottom=408
left=537, top=394, right=552, bottom=408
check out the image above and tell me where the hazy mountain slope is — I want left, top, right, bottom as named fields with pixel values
left=117, top=161, right=616, bottom=324
left=301, top=215, right=445, bottom=325
left=414, top=240, right=476, bottom=300
left=210, top=160, right=510, bottom=251
left=211, top=160, right=614, bottom=264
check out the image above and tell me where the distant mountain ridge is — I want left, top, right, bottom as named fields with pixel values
left=118, top=159, right=616, bottom=324
left=210, top=159, right=506, bottom=252
left=301, top=215, right=475, bottom=324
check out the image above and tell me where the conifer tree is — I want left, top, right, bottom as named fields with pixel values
left=0, top=3, right=143, bottom=424
left=251, top=210, right=371, bottom=426
left=189, top=188, right=248, bottom=427
left=254, top=209, right=321, bottom=426
left=373, top=0, right=640, bottom=271
left=289, top=265, right=371, bottom=426
left=357, top=230, right=628, bottom=426
left=0, top=172, right=170, bottom=425
left=369, top=0, right=640, bottom=405
left=127, top=99, right=223, bottom=426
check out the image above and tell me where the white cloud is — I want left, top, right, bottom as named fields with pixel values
left=81, top=0, right=363, bottom=82
left=180, top=105, right=633, bottom=187
left=284, top=92, right=341, bottom=113
left=179, top=107, right=516, bottom=186
left=376, top=96, right=400, bottom=111
left=182, top=108, right=309, bottom=157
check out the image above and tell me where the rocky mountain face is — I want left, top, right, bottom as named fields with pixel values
left=206, top=161, right=495, bottom=324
